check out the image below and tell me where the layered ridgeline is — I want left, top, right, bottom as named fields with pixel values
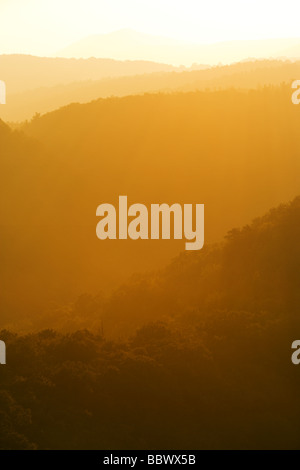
left=0, top=54, right=178, bottom=94
left=1, top=86, right=300, bottom=328
left=0, top=53, right=183, bottom=122
left=2, top=59, right=300, bottom=122
left=1, top=197, right=300, bottom=450
left=100, top=195, right=300, bottom=337
left=11, top=195, right=299, bottom=336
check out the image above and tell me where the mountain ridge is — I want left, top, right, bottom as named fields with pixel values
left=2, top=59, right=300, bottom=122
left=57, top=30, right=300, bottom=65
left=0, top=54, right=179, bottom=94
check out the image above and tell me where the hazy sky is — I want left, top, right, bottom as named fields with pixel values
left=0, top=0, right=299, bottom=56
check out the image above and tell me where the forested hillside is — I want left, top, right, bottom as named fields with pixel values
left=2, top=59, right=300, bottom=122
left=1, top=85, right=300, bottom=327
left=1, top=198, right=300, bottom=449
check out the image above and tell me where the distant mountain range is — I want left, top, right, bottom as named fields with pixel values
left=1, top=59, right=300, bottom=122
left=57, top=29, right=300, bottom=65
left=0, top=54, right=180, bottom=94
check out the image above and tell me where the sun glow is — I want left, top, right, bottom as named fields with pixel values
left=0, top=0, right=299, bottom=59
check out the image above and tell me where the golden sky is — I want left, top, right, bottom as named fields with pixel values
left=0, top=0, right=299, bottom=56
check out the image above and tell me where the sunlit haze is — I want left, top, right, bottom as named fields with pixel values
left=0, top=0, right=300, bottom=60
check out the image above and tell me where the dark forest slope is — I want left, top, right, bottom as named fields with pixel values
left=1, top=197, right=300, bottom=449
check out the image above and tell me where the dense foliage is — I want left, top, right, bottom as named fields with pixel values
left=1, top=197, right=300, bottom=449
